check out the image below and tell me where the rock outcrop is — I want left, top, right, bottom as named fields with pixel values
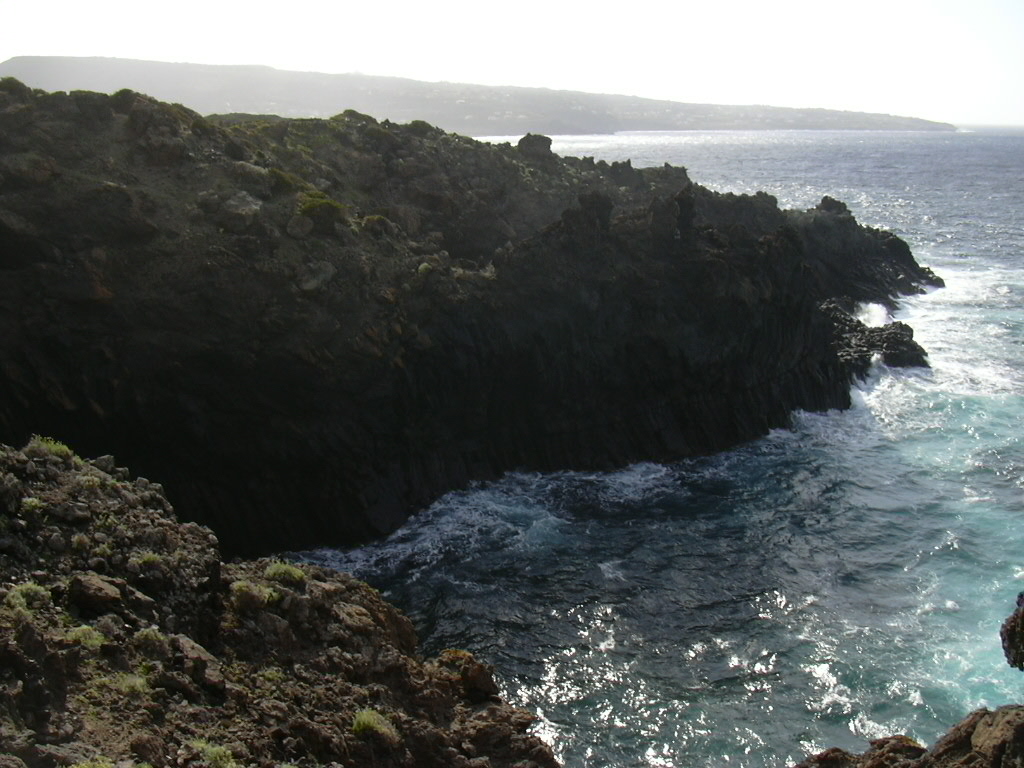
left=794, top=599, right=1024, bottom=768
left=796, top=707, right=1024, bottom=768
left=0, top=438, right=556, bottom=768
left=0, top=79, right=942, bottom=555
left=1000, top=593, right=1024, bottom=670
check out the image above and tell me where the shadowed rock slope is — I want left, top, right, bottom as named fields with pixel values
left=0, top=438, right=557, bottom=768
left=0, top=78, right=942, bottom=555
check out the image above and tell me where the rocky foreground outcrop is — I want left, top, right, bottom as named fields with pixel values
left=0, top=438, right=556, bottom=767
left=0, top=78, right=942, bottom=555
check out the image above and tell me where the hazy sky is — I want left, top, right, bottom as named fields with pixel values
left=3, top=0, right=1022, bottom=125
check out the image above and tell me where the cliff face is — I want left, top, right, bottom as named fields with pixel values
left=0, top=439, right=556, bottom=768
left=0, top=79, right=942, bottom=555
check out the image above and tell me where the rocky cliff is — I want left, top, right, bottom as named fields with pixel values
left=0, top=438, right=556, bottom=767
left=0, top=78, right=942, bottom=556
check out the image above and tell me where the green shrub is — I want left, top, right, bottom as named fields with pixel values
left=229, top=579, right=279, bottom=612
left=4, top=581, right=50, bottom=613
left=269, top=167, right=304, bottom=194
left=132, top=626, right=172, bottom=658
left=130, top=550, right=164, bottom=568
left=335, top=108, right=378, bottom=124
left=66, top=625, right=106, bottom=650
left=263, top=561, right=306, bottom=586
left=91, top=542, right=114, bottom=558
left=77, top=474, right=102, bottom=490
left=296, top=190, right=348, bottom=226
left=364, top=124, right=401, bottom=151
left=352, top=708, right=400, bottom=745
left=25, top=434, right=75, bottom=460
left=360, top=214, right=394, bottom=237
left=20, top=496, right=44, bottom=513
left=258, top=665, right=285, bottom=683
left=405, top=119, right=436, bottom=138
left=190, top=740, right=238, bottom=768
left=69, top=759, right=115, bottom=768
left=108, top=672, right=149, bottom=695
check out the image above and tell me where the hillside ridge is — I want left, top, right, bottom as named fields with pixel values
left=0, top=56, right=957, bottom=134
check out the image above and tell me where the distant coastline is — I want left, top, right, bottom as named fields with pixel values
left=0, top=55, right=958, bottom=135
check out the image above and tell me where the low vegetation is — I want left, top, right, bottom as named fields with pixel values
left=351, top=707, right=401, bottom=745
left=262, top=561, right=306, bottom=586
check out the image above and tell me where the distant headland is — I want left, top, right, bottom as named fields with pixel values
left=0, top=55, right=957, bottom=135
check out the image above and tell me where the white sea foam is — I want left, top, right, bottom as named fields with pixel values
left=856, top=302, right=891, bottom=327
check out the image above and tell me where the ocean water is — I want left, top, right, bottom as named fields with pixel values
left=301, top=129, right=1024, bottom=767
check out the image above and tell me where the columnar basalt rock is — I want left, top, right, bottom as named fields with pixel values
left=0, top=79, right=941, bottom=556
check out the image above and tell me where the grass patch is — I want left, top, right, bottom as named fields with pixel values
left=229, top=579, right=279, bottom=612
left=263, top=561, right=306, bottom=586
left=25, top=434, right=76, bottom=460
left=77, top=474, right=102, bottom=490
left=190, top=740, right=238, bottom=768
left=130, top=550, right=165, bottom=567
left=20, top=496, right=44, bottom=513
left=4, top=581, right=50, bottom=613
left=107, top=672, right=150, bottom=696
left=132, top=626, right=172, bottom=658
left=66, top=625, right=106, bottom=650
left=352, top=707, right=400, bottom=745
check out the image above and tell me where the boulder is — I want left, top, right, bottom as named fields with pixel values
left=69, top=571, right=123, bottom=614
left=516, top=132, right=553, bottom=159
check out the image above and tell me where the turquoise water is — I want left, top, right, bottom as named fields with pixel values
left=302, top=130, right=1024, bottom=766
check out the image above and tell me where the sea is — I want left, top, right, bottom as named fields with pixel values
left=300, top=128, right=1024, bottom=767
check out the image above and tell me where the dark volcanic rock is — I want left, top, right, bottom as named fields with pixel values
left=0, top=439, right=555, bottom=768
left=822, top=300, right=931, bottom=376
left=1001, top=593, right=1024, bottom=670
left=795, top=706, right=1024, bottom=768
left=517, top=132, right=554, bottom=160
left=0, top=79, right=942, bottom=555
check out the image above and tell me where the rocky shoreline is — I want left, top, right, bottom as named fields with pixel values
left=3, top=440, right=1023, bottom=767
left=0, top=79, right=939, bottom=556
left=1, top=79, right=1021, bottom=767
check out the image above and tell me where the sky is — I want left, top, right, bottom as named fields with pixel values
left=2, top=0, right=1023, bottom=126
